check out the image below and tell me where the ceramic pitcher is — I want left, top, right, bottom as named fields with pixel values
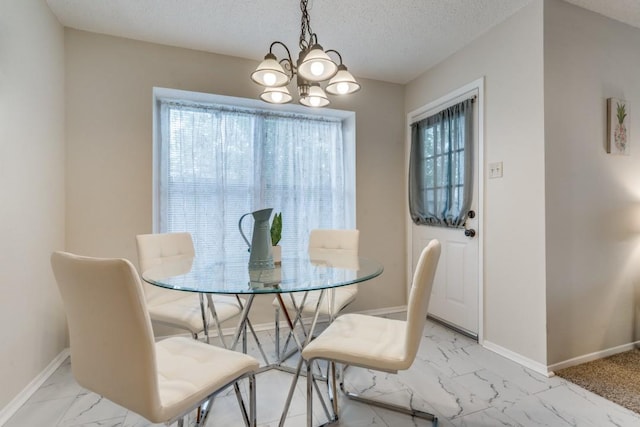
left=239, top=208, right=275, bottom=269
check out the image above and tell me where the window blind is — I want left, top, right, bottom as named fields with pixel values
left=157, top=99, right=355, bottom=266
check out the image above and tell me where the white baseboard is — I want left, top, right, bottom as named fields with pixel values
left=482, top=340, right=550, bottom=377
left=357, top=305, right=407, bottom=316
left=0, top=349, right=70, bottom=426
left=547, top=341, right=640, bottom=375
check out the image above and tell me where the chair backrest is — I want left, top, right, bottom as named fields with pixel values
left=308, top=229, right=359, bottom=270
left=308, top=229, right=359, bottom=255
left=136, top=232, right=195, bottom=273
left=50, top=251, right=161, bottom=418
left=136, top=232, right=195, bottom=304
left=404, top=239, right=441, bottom=364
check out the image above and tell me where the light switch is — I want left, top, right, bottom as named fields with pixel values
left=489, top=161, right=503, bottom=179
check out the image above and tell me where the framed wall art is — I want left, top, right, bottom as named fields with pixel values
left=607, top=98, right=629, bottom=155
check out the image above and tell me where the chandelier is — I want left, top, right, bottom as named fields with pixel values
left=250, top=0, right=360, bottom=107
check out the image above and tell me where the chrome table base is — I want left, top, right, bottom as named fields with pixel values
left=222, top=289, right=435, bottom=427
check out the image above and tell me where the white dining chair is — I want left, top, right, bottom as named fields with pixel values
left=301, top=239, right=441, bottom=426
left=51, top=251, right=259, bottom=427
left=136, top=232, right=243, bottom=346
left=272, top=229, right=359, bottom=359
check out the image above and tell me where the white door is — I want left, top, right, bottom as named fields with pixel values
left=408, top=84, right=481, bottom=338
left=411, top=207, right=478, bottom=336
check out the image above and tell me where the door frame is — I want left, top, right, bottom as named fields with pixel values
left=405, top=77, right=485, bottom=344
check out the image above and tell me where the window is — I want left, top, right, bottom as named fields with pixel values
left=153, top=88, right=355, bottom=262
left=408, top=98, right=474, bottom=228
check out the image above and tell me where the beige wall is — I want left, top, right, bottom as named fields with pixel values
left=64, top=29, right=406, bottom=325
left=405, top=1, right=548, bottom=365
left=0, top=0, right=66, bottom=409
left=9, top=1, right=640, bottom=412
left=544, top=0, right=640, bottom=366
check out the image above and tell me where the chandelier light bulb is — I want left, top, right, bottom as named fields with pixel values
left=263, top=72, right=277, bottom=86
left=251, top=53, right=289, bottom=87
left=260, top=86, right=293, bottom=104
left=336, top=82, right=350, bottom=94
left=310, top=61, right=325, bottom=77
left=297, top=44, right=338, bottom=82
left=299, top=84, right=329, bottom=107
left=325, top=64, right=361, bottom=96
left=271, top=91, right=283, bottom=103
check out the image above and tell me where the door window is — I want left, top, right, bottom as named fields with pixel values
left=408, top=98, right=474, bottom=228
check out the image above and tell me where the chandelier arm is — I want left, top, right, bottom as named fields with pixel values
left=324, top=49, right=343, bottom=65
left=279, top=58, right=294, bottom=76
left=269, top=41, right=296, bottom=77
left=269, top=41, right=293, bottom=63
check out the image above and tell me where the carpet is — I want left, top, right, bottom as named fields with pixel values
left=555, top=349, right=640, bottom=414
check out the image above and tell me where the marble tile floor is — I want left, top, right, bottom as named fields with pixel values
left=5, top=314, right=640, bottom=427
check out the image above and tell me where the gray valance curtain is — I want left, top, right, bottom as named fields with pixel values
left=409, top=98, right=474, bottom=228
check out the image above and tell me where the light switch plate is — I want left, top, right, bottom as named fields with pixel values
left=489, top=161, right=503, bottom=179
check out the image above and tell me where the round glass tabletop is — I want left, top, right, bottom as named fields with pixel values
left=142, top=253, right=383, bottom=295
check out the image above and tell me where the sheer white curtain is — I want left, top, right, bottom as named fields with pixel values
left=157, top=100, right=355, bottom=263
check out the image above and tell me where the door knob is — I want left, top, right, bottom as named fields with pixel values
left=464, top=229, right=476, bottom=238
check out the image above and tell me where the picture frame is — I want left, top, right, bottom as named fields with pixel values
left=607, top=98, right=629, bottom=155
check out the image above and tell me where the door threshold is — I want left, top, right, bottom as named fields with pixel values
left=427, top=314, right=478, bottom=341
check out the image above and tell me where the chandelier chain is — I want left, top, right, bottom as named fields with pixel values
left=299, top=0, right=315, bottom=51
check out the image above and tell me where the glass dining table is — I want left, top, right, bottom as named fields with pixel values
left=141, top=251, right=383, bottom=426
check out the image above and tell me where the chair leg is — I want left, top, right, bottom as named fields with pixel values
left=234, top=382, right=250, bottom=427
left=233, top=375, right=257, bottom=427
left=275, top=306, right=280, bottom=360
left=207, top=294, right=227, bottom=348
left=196, top=396, right=215, bottom=426
left=280, top=293, right=311, bottom=359
left=249, top=374, right=257, bottom=427
left=339, top=366, right=438, bottom=425
left=330, top=361, right=338, bottom=416
left=305, top=359, right=337, bottom=427
left=242, top=322, right=248, bottom=353
left=307, top=360, right=313, bottom=427
left=198, top=293, right=210, bottom=344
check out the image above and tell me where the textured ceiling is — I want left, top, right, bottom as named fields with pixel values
left=46, top=0, right=640, bottom=84
left=565, top=0, right=640, bottom=30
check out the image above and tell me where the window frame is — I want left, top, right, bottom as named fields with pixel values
left=151, top=87, right=357, bottom=235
